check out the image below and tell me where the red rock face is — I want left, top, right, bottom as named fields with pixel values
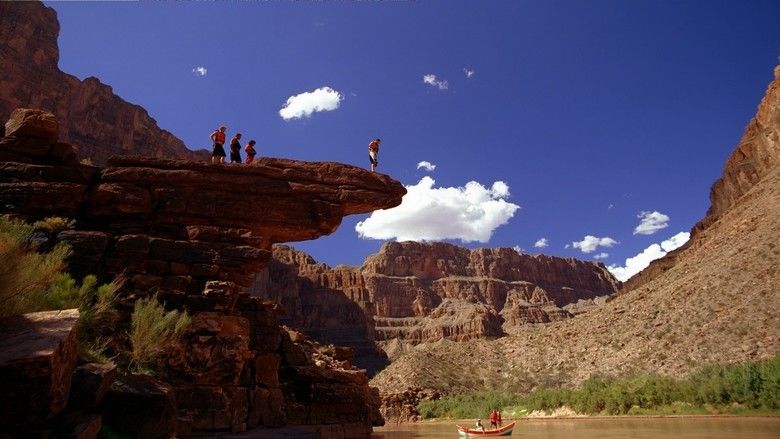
left=252, top=241, right=620, bottom=365
left=0, top=2, right=208, bottom=165
left=624, top=66, right=780, bottom=291
left=0, top=109, right=405, bottom=435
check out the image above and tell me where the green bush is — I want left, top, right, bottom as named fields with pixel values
left=418, top=356, right=780, bottom=418
left=129, top=297, right=191, bottom=372
left=0, top=216, right=71, bottom=317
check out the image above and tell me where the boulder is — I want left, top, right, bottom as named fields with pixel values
left=4, top=108, right=58, bottom=143
left=100, top=375, right=177, bottom=439
left=0, top=309, right=80, bottom=430
left=67, top=361, right=117, bottom=408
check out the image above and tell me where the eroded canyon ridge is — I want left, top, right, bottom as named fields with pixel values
left=251, top=242, right=620, bottom=374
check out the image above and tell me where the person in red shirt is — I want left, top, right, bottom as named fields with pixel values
left=489, top=409, right=498, bottom=429
left=368, top=138, right=381, bottom=172
left=245, top=140, right=257, bottom=164
left=210, top=126, right=227, bottom=164
left=497, top=409, right=503, bottom=427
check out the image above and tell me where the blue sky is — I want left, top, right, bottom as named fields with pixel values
left=47, top=0, right=780, bottom=280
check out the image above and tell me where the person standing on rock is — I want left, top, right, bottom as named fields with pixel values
left=229, top=132, right=242, bottom=164
left=244, top=140, right=257, bottom=164
left=210, top=126, right=227, bottom=164
left=368, top=138, right=381, bottom=172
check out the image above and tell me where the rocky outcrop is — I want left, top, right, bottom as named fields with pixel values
left=0, top=309, right=80, bottom=431
left=623, top=65, right=780, bottom=292
left=0, top=1, right=208, bottom=165
left=252, top=242, right=620, bottom=367
left=0, top=109, right=405, bottom=436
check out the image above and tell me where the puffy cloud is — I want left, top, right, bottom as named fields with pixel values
left=355, top=176, right=520, bottom=242
left=417, top=161, right=436, bottom=172
left=534, top=238, right=548, bottom=248
left=607, top=231, right=690, bottom=282
left=192, top=66, right=207, bottom=76
left=423, top=74, right=449, bottom=90
left=513, top=245, right=524, bottom=254
left=572, top=235, right=618, bottom=253
left=593, top=252, right=609, bottom=260
left=634, top=211, right=670, bottom=235
left=279, top=86, right=343, bottom=120
left=464, top=68, right=475, bottom=78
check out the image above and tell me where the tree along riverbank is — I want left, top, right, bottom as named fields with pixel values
left=418, top=355, right=780, bottom=419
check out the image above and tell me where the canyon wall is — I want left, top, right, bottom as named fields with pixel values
left=0, top=1, right=208, bottom=165
left=252, top=241, right=620, bottom=367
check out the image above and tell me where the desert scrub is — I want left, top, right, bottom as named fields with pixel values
left=129, top=297, right=191, bottom=373
left=419, top=356, right=780, bottom=418
left=32, top=216, right=75, bottom=234
left=0, top=216, right=71, bottom=317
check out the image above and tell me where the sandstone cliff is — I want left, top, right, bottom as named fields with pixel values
left=371, top=68, right=780, bottom=404
left=0, top=1, right=208, bottom=165
left=0, top=108, right=406, bottom=437
left=251, top=241, right=620, bottom=371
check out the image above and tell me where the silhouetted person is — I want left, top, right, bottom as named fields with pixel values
left=229, top=133, right=242, bottom=164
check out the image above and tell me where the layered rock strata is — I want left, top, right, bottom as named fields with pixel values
left=252, top=242, right=620, bottom=367
left=0, top=109, right=405, bottom=437
left=0, top=1, right=208, bottom=165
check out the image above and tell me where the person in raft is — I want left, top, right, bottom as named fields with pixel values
left=229, top=132, right=243, bottom=164
left=368, top=138, right=381, bottom=172
left=474, top=419, right=485, bottom=432
left=245, top=139, right=257, bottom=164
left=210, top=126, right=227, bottom=164
left=489, top=409, right=499, bottom=429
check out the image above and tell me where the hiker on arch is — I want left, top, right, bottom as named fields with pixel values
left=210, top=126, right=227, bottom=164
left=368, top=138, right=381, bottom=172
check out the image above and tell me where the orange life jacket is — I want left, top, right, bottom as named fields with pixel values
left=368, top=140, right=380, bottom=152
left=212, top=130, right=226, bottom=144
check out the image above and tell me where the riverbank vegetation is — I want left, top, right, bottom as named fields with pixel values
left=418, top=355, right=780, bottom=418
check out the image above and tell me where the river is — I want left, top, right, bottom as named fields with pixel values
left=372, top=417, right=780, bottom=438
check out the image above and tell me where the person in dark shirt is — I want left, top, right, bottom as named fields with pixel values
left=229, top=133, right=243, bottom=164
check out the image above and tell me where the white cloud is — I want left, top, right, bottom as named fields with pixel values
left=607, top=231, right=690, bottom=282
left=634, top=211, right=670, bottom=235
left=423, top=74, right=449, bottom=90
left=417, top=161, right=436, bottom=172
left=513, top=246, right=524, bottom=254
left=192, top=66, right=207, bottom=76
left=534, top=238, right=548, bottom=248
left=464, top=68, right=475, bottom=78
left=593, top=252, right=609, bottom=260
left=355, top=176, right=520, bottom=242
left=608, top=203, right=614, bottom=210
left=279, top=86, right=343, bottom=120
left=564, top=244, right=571, bottom=249
left=572, top=235, right=618, bottom=253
